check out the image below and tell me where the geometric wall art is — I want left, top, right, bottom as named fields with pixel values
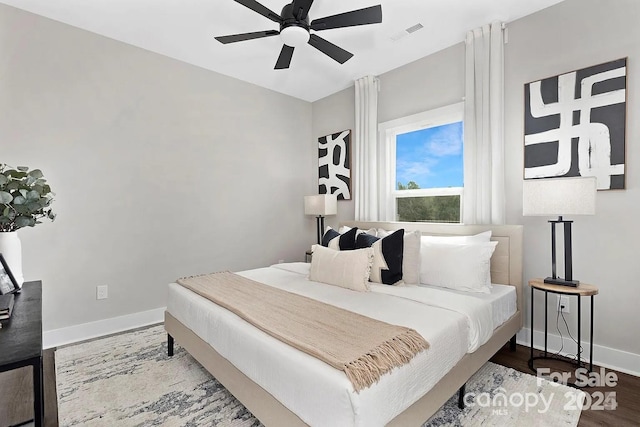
left=319, top=129, right=351, bottom=200
left=524, top=58, right=627, bottom=190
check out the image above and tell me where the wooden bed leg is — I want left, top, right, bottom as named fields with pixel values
left=168, top=334, right=174, bottom=357
left=458, top=383, right=466, bottom=409
left=510, top=335, right=517, bottom=352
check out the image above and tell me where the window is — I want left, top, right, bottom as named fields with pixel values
left=378, top=103, right=464, bottom=223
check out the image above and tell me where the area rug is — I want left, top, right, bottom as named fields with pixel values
left=56, top=325, right=584, bottom=426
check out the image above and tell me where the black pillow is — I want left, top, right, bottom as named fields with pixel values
left=356, top=229, right=404, bottom=285
left=355, top=232, right=379, bottom=248
left=321, top=227, right=358, bottom=250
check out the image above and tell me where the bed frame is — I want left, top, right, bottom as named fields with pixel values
left=164, top=221, right=523, bottom=426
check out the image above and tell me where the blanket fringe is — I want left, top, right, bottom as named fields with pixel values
left=344, top=330, right=429, bottom=392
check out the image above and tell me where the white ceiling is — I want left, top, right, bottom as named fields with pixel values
left=1, top=0, right=564, bottom=102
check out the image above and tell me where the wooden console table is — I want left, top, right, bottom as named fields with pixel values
left=0, top=281, right=44, bottom=426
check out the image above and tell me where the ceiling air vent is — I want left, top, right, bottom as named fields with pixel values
left=390, top=23, right=424, bottom=42
left=406, top=23, right=424, bottom=34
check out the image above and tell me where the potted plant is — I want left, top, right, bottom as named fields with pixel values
left=0, top=164, right=56, bottom=284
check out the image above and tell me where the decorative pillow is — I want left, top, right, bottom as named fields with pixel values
left=421, top=231, right=492, bottom=244
left=322, top=227, right=358, bottom=250
left=309, top=245, right=373, bottom=292
left=355, top=232, right=378, bottom=247
left=356, top=229, right=404, bottom=285
left=419, top=241, right=498, bottom=293
left=339, top=226, right=377, bottom=238
left=377, top=229, right=421, bottom=284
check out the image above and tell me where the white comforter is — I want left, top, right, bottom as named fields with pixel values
left=167, top=263, right=499, bottom=426
left=275, top=262, right=495, bottom=352
left=370, top=284, right=493, bottom=352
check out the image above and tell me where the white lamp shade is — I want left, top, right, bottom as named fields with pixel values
left=304, top=194, right=337, bottom=216
left=280, top=26, right=310, bottom=47
left=523, top=176, right=596, bottom=216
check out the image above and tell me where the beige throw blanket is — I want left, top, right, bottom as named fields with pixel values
left=176, top=271, right=429, bottom=392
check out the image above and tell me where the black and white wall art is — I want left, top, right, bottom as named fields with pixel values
left=524, top=58, right=627, bottom=190
left=319, top=130, right=351, bottom=200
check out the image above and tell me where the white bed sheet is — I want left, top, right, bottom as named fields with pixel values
left=274, top=263, right=516, bottom=330
left=166, top=263, right=514, bottom=426
left=416, top=283, right=517, bottom=329
left=418, top=283, right=518, bottom=338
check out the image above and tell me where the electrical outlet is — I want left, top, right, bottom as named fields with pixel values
left=557, top=295, right=570, bottom=313
left=96, top=285, right=108, bottom=300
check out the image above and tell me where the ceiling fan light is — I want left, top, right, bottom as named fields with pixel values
left=280, top=26, right=310, bottom=47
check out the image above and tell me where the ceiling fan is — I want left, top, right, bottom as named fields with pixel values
left=215, top=0, right=383, bottom=69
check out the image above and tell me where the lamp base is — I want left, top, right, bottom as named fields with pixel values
left=544, top=277, right=579, bottom=287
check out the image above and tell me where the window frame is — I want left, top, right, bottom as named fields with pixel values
left=378, top=102, right=464, bottom=223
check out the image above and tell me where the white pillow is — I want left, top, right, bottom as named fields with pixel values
left=377, top=229, right=421, bottom=284
left=419, top=241, right=498, bottom=293
left=421, top=230, right=492, bottom=244
left=309, top=245, right=373, bottom=292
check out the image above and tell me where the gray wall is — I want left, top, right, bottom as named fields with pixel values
left=0, top=4, right=315, bottom=330
left=312, top=0, right=640, bottom=358
left=505, top=0, right=640, bottom=356
left=311, top=87, right=355, bottom=226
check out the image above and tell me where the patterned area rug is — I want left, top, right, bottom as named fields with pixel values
left=56, top=325, right=584, bottom=427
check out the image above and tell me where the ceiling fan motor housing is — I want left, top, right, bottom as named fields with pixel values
left=280, top=3, right=310, bottom=30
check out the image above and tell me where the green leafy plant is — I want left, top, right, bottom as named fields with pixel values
left=0, top=164, right=56, bottom=232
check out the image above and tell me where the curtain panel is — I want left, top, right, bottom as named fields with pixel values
left=354, top=75, right=380, bottom=221
left=463, top=22, right=506, bottom=225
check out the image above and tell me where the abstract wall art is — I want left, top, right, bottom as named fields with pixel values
left=318, top=130, right=351, bottom=200
left=524, top=58, right=627, bottom=190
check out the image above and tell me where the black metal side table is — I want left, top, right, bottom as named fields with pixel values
left=528, top=278, right=598, bottom=375
left=0, top=281, right=44, bottom=427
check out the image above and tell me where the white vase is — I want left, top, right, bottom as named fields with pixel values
left=0, top=231, right=24, bottom=285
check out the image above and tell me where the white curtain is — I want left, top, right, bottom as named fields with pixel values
left=463, top=22, right=505, bottom=225
left=354, top=75, right=380, bottom=221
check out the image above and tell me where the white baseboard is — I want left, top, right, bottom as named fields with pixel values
left=43, top=307, right=165, bottom=349
left=516, top=327, right=640, bottom=377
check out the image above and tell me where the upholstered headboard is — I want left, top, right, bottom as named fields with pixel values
left=340, top=221, right=524, bottom=321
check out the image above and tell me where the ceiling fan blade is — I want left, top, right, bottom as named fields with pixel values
left=233, top=0, right=282, bottom=23
left=275, top=45, right=295, bottom=69
left=310, top=5, right=382, bottom=31
left=308, top=34, right=353, bottom=64
left=291, top=0, right=314, bottom=20
left=215, top=30, right=279, bottom=44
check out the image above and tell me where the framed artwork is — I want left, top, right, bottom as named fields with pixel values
left=318, top=129, right=351, bottom=200
left=524, top=58, right=627, bottom=190
left=0, top=253, right=19, bottom=295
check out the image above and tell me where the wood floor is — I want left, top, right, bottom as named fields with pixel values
left=490, top=344, right=640, bottom=427
left=0, top=348, right=57, bottom=427
left=1, top=343, right=638, bottom=426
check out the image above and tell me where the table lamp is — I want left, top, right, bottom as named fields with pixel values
left=523, top=176, right=596, bottom=287
left=304, top=194, right=337, bottom=244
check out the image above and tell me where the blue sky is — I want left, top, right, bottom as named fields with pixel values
left=396, top=121, right=463, bottom=189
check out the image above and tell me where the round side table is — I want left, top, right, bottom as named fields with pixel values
left=528, top=278, right=598, bottom=374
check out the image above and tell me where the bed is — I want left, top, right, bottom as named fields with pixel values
left=164, top=221, right=523, bottom=426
